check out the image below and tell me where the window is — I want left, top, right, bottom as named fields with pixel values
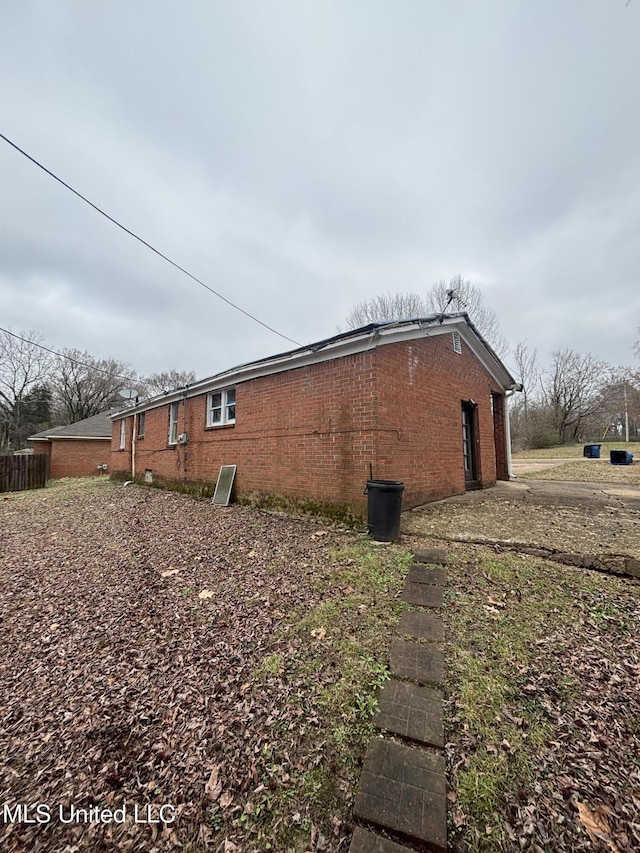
left=168, top=402, right=179, bottom=445
left=206, top=387, right=236, bottom=427
left=137, top=411, right=145, bottom=438
left=452, top=331, right=462, bottom=354
left=119, top=419, right=126, bottom=450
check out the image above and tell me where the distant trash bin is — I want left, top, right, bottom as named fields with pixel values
left=365, top=480, right=404, bottom=542
left=610, top=450, right=634, bottom=466
left=583, top=444, right=601, bottom=458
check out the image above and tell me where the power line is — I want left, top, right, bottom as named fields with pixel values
left=0, top=132, right=302, bottom=347
left=0, top=326, right=138, bottom=384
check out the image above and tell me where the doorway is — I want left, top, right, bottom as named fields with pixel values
left=462, top=401, right=479, bottom=488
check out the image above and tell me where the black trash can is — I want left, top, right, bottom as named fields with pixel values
left=583, top=444, right=601, bottom=458
left=610, top=450, right=634, bottom=466
left=366, top=480, right=404, bottom=542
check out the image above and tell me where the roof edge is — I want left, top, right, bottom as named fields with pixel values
left=111, top=314, right=517, bottom=418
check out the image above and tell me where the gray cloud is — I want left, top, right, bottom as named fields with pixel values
left=2, top=0, right=639, bottom=383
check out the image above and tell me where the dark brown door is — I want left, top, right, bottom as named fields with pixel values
left=462, top=402, right=479, bottom=488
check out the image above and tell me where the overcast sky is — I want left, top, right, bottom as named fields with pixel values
left=2, top=1, right=639, bottom=384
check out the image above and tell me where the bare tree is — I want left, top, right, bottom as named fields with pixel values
left=51, top=349, right=137, bottom=423
left=345, top=292, right=429, bottom=329
left=590, top=368, right=640, bottom=441
left=141, top=369, right=197, bottom=398
left=508, top=341, right=543, bottom=449
left=541, top=349, right=612, bottom=444
left=0, top=329, right=53, bottom=450
left=423, top=276, right=509, bottom=357
left=345, top=276, right=508, bottom=357
left=513, top=341, right=541, bottom=412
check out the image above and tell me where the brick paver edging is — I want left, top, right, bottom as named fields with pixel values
left=350, top=548, right=448, bottom=853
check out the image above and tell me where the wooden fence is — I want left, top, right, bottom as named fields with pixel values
left=0, top=453, right=49, bottom=493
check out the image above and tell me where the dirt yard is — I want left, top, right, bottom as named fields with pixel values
left=0, top=478, right=409, bottom=853
left=2, top=462, right=640, bottom=853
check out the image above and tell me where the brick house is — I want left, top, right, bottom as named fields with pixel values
left=29, top=410, right=113, bottom=478
left=109, top=315, right=519, bottom=513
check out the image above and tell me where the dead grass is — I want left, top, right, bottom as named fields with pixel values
left=443, top=544, right=640, bottom=852
left=518, top=458, right=640, bottom=485
left=404, top=466, right=640, bottom=851
left=515, top=442, right=640, bottom=461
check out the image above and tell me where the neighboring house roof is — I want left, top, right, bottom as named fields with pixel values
left=28, top=410, right=116, bottom=442
left=111, top=313, right=519, bottom=420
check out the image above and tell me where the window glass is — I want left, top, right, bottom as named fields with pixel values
left=210, top=393, right=222, bottom=423
left=169, top=402, right=179, bottom=444
left=207, top=389, right=235, bottom=426
left=226, top=388, right=236, bottom=422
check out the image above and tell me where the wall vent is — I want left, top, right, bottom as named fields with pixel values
left=452, top=331, right=462, bottom=354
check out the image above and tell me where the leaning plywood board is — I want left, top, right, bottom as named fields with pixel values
left=212, top=465, right=236, bottom=506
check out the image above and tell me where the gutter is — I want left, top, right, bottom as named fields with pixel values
left=34, top=435, right=111, bottom=441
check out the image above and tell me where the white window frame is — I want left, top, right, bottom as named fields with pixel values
left=137, top=411, right=145, bottom=438
left=119, top=419, right=126, bottom=450
left=206, top=387, right=236, bottom=427
left=168, top=402, right=179, bottom=445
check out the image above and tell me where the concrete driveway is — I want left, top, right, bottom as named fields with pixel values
left=403, top=475, right=640, bottom=574
left=440, top=475, right=640, bottom=511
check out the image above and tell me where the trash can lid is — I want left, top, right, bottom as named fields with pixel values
left=366, top=479, right=404, bottom=489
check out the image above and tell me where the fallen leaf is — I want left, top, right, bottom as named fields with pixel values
left=161, top=569, right=180, bottom=577
left=311, top=627, right=327, bottom=640
left=198, top=589, right=214, bottom=600
left=219, top=791, right=233, bottom=809
left=205, top=765, right=222, bottom=801
left=576, top=801, right=620, bottom=852
left=482, top=605, right=501, bottom=618
left=453, top=808, right=466, bottom=828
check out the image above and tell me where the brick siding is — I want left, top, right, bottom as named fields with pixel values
left=111, top=334, right=510, bottom=511
left=45, top=439, right=111, bottom=478
left=372, top=335, right=506, bottom=505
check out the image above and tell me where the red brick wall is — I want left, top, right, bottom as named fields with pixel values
left=110, top=352, right=377, bottom=507
left=49, top=439, right=111, bottom=478
left=372, top=335, right=506, bottom=506
left=110, top=335, right=509, bottom=510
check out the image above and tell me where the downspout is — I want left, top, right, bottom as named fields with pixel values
left=132, top=413, right=137, bottom=480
